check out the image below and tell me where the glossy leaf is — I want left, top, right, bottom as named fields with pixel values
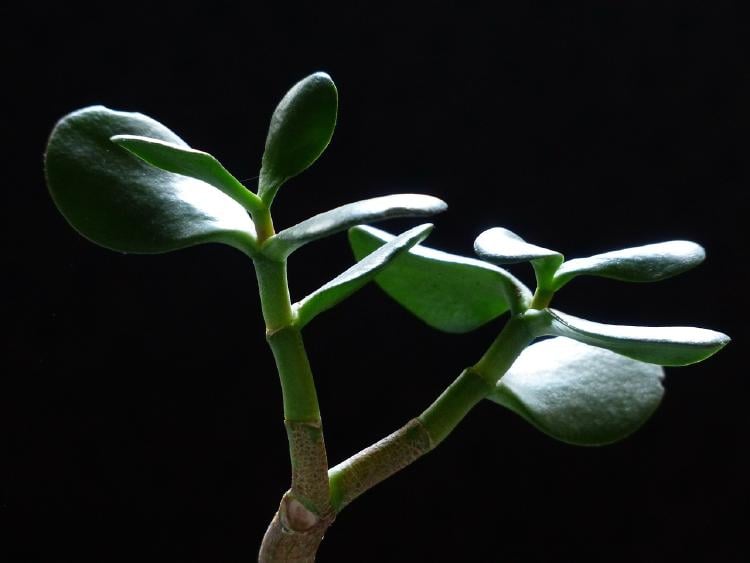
left=259, top=72, right=338, bottom=204
left=349, top=226, right=532, bottom=333
left=295, top=224, right=433, bottom=328
left=45, top=106, right=256, bottom=254
left=489, top=337, right=665, bottom=446
left=553, top=241, right=705, bottom=290
left=111, top=134, right=264, bottom=214
left=543, top=309, right=730, bottom=366
left=263, top=194, right=446, bottom=260
left=474, top=227, right=563, bottom=265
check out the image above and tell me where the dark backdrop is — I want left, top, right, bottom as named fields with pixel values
left=3, top=2, right=747, bottom=562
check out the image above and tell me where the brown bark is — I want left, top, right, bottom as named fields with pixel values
left=259, top=419, right=433, bottom=560
left=258, top=493, right=335, bottom=563
left=284, top=420, right=330, bottom=510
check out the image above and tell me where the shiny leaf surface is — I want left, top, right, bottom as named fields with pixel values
left=474, top=227, right=563, bottom=265
left=553, top=241, right=705, bottom=290
left=263, top=194, right=446, bottom=260
left=295, top=224, right=433, bottom=328
left=45, top=106, right=256, bottom=254
left=111, top=134, right=263, bottom=214
left=474, top=227, right=564, bottom=290
left=349, top=226, right=532, bottom=333
left=490, top=337, right=665, bottom=446
left=259, top=72, right=338, bottom=203
left=543, top=309, right=730, bottom=366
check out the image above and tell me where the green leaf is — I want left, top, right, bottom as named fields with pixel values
left=294, top=224, right=433, bottom=328
left=489, top=337, right=665, bottom=446
left=474, top=227, right=563, bottom=290
left=553, top=241, right=705, bottom=290
left=543, top=309, right=730, bottom=366
left=349, top=226, right=532, bottom=333
left=262, top=194, right=446, bottom=260
left=259, top=72, right=338, bottom=204
left=110, top=134, right=264, bottom=215
left=45, top=106, right=256, bottom=254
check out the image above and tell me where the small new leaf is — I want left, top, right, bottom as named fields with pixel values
left=263, top=194, right=446, bottom=260
left=111, top=134, right=264, bottom=215
left=45, top=106, right=256, bottom=254
left=543, top=309, right=730, bottom=366
left=295, top=224, right=434, bottom=328
left=349, top=226, right=532, bottom=333
left=259, top=72, right=338, bottom=204
left=489, top=337, right=665, bottom=446
left=553, top=241, right=705, bottom=290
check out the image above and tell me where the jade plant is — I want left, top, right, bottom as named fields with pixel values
left=44, top=72, right=729, bottom=562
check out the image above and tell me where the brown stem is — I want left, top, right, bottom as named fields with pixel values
left=259, top=420, right=333, bottom=562
left=285, top=419, right=330, bottom=511
left=258, top=492, right=335, bottom=563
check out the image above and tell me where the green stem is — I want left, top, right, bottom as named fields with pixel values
left=418, top=368, right=492, bottom=446
left=328, top=312, right=540, bottom=511
left=255, top=255, right=329, bottom=509
left=472, top=312, right=538, bottom=384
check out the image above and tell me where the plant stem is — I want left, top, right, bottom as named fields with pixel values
left=328, top=312, right=539, bottom=512
left=255, top=254, right=333, bottom=562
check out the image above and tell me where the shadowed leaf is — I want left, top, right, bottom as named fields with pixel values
left=259, top=72, right=338, bottom=204
left=490, top=337, right=665, bottom=446
left=295, top=224, right=433, bottom=328
left=349, top=226, right=532, bottom=333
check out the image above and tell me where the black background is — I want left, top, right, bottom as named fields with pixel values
left=3, top=2, right=748, bottom=562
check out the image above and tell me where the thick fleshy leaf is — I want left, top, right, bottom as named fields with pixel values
left=294, top=224, right=433, bottom=328
left=543, top=309, right=730, bottom=366
left=262, top=194, right=446, bottom=260
left=349, top=226, right=532, bottom=333
left=553, top=241, right=705, bottom=290
left=474, top=227, right=562, bottom=265
left=110, top=134, right=263, bottom=214
left=45, top=106, right=256, bottom=254
left=474, top=227, right=563, bottom=290
left=259, top=72, right=338, bottom=203
left=489, top=337, right=665, bottom=446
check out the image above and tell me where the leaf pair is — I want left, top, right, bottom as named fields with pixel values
left=474, top=227, right=706, bottom=291
left=491, top=310, right=728, bottom=445
left=350, top=225, right=729, bottom=446
left=45, top=73, right=447, bottom=327
left=45, top=73, right=339, bottom=255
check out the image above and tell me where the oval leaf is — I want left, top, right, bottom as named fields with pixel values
left=45, top=106, right=256, bottom=254
left=544, top=309, right=730, bottom=366
left=259, top=72, right=338, bottom=203
left=553, top=241, right=705, bottom=290
left=475, top=227, right=564, bottom=290
left=489, top=337, right=665, bottom=446
left=111, top=134, right=263, bottom=214
left=349, top=226, right=532, bottom=333
left=262, top=194, right=446, bottom=260
left=474, top=227, right=562, bottom=265
left=294, top=224, right=433, bottom=328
